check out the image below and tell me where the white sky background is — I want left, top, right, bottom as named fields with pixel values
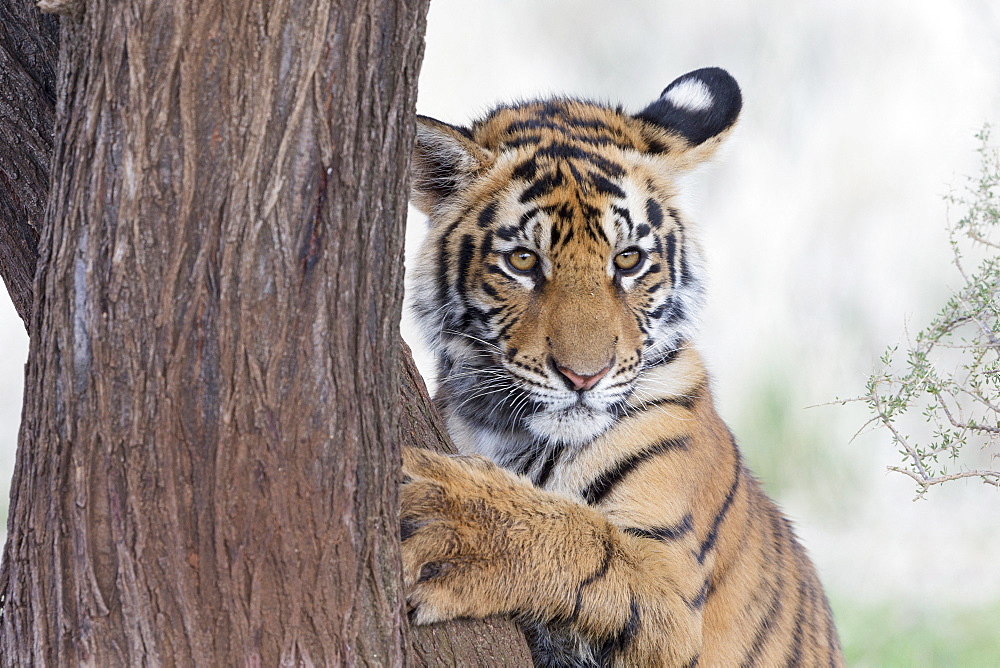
left=1, top=0, right=999, bottom=614
left=403, top=0, right=1000, bottom=610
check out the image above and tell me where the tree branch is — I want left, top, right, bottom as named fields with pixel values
left=0, top=1, right=58, bottom=327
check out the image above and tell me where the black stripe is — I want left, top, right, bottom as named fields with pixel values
left=665, top=207, right=693, bottom=287
left=478, top=230, right=493, bottom=259
left=580, top=219, right=608, bottom=245
left=435, top=220, right=463, bottom=305
left=484, top=263, right=516, bottom=285
left=645, top=198, right=664, bottom=229
left=558, top=224, right=575, bottom=246
left=680, top=251, right=692, bottom=287
left=549, top=225, right=562, bottom=249
left=612, top=204, right=634, bottom=230
left=644, top=345, right=683, bottom=368
left=697, top=455, right=741, bottom=564
left=533, top=143, right=626, bottom=178
left=739, top=512, right=788, bottom=667
left=662, top=297, right=687, bottom=325
left=480, top=281, right=499, bottom=299
left=641, top=383, right=703, bottom=411
left=581, top=437, right=690, bottom=505
left=551, top=202, right=572, bottom=221
left=622, top=513, right=693, bottom=542
left=556, top=144, right=625, bottom=179
left=496, top=224, right=519, bottom=241
left=579, top=201, right=602, bottom=222
left=477, top=201, right=498, bottom=228
left=459, top=304, right=491, bottom=331
left=511, top=159, right=538, bottom=181
left=559, top=116, right=617, bottom=133
left=533, top=445, right=563, bottom=488
left=455, top=234, right=476, bottom=308
left=688, top=579, right=711, bottom=611
left=500, top=134, right=542, bottom=148
left=785, top=573, right=808, bottom=666
left=563, top=131, right=617, bottom=147
left=503, top=118, right=572, bottom=135
left=565, top=534, right=615, bottom=625
left=519, top=170, right=564, bottom=203
left=577, top=199, right=609, bottom=246
left=665, top=231, right=678, bottom=287
left=666, top=206, right=683, bottom=226
left=595, top=597, right=641, bottom=665
left=566, top=161, right=586, bottom=189
left=645, top=137, right=671, bottom=154
left=518, top=207, right=540, bottom=229
left=589, top=172, right=626, bottom=199
left=510, top=447, right=539, bottom=477
left=495, top=314, right=519, bottom=340
left=645, top=280, right=665, bottom=294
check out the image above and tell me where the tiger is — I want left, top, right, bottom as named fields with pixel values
left=400, top=67, right=843, bottom=667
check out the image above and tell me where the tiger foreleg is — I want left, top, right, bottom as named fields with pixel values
left=400, top=447, right=702, bottom=666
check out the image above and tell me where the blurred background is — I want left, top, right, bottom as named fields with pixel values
left=3, top=0, right=1000, bottom=664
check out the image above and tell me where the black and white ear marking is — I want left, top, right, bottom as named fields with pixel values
left=636, top=67, right=742, bottom=148
left=410, top=115, right=493, bottom=215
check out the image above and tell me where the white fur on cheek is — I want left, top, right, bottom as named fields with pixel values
left=663, top=79, right=714, bottom=112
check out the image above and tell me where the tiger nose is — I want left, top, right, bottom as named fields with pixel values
left=554, top=363, right=611, bottom=392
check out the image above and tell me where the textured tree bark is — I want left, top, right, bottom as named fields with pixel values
left=2, top=0, right=421, bottom=662
left=0, top=0, right=530, bottom=664
left=0, top=1, right=57, bottom=326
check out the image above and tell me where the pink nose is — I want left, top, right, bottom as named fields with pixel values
left=556, top=364, right=610, bottom=392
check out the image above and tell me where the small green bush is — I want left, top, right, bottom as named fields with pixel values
left=854, top=128, right=1000, bottom=498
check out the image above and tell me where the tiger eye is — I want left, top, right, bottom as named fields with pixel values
left=507, top=248, right=538, bottom=273
left=614, top=248, right=642, bottom=272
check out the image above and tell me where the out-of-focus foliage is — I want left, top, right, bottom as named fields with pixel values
left=858, top=128, right=1000, bottom=497
left=836, top=597, right=1000, bottom=667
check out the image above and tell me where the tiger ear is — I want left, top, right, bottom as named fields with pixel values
left=634, top=67, right=742, bottom=170
left=410, top=115, right=494, bottom=215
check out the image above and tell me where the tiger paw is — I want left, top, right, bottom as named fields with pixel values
left=399, top=447, right=531, bottom=624
left=399, top=447, right=609, bottom=625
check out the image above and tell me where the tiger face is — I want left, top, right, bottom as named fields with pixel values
left=409, top=68, right=741, bottom=454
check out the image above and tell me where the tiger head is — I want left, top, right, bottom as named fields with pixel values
left=409, top=68, right=741, bottom=454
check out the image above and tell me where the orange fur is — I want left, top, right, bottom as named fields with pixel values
left=403, top=69, right=843, bottom=667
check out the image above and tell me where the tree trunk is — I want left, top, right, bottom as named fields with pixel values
left=0, top=0, right=531, bottom=664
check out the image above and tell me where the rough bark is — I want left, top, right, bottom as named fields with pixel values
left=0, top=0, right=531, bottom=663
left=0, top=1, right=58, bottom=326
left=2, top=0, right=422, bottom=662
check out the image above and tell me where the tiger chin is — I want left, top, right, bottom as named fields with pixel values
left=401, top=68, right=844, bottom=667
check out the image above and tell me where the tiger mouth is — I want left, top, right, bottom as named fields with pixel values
left=524, top=402, right=617, bottom=446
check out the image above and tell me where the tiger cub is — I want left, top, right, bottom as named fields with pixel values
left=401, top=68, right=843, bottom=667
